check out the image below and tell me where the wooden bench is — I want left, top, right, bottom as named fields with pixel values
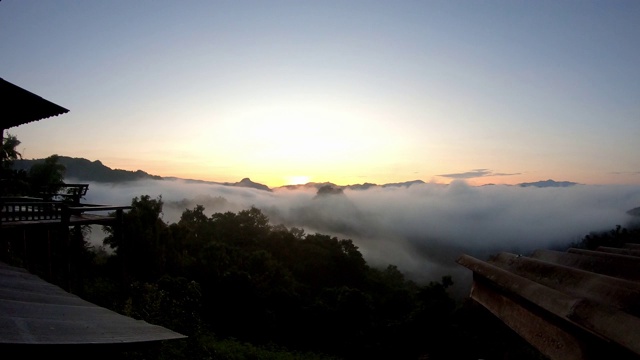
left=39, top=184, right=90, bottom=204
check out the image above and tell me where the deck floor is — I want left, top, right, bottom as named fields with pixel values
left=0, top=261, right=185, bottom=345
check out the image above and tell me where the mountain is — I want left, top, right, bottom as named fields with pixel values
left=276, top=180, right=425, bottom=192
left=278, top=182, right=339, bottom=191
left=229, top=178, right=272, bottom=192
left=627, top=207, right=640, bottom=217
left=314, top=184, right=345, bottom=198
left=381, top=180, right=426, bottom=188
left=163, top=176, right=273, bottom=192
left=14, top=157, right=273, bottom=192
left=13, top=156, right=162, bottom=183
left=518, top=179, right=580, bottom=188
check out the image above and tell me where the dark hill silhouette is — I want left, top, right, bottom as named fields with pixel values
left=381, top=179, right=425, bottom=188
left=314, top=184, right=345, bottom=198
left=627, top=207, right=640, bottom=217
left=14, top=157, right=272, bottom=191
left=13, top=156, right=162, bottom=183
left=163, top=176, right=273, bottom=192
left=518, top=179, right=580, bottom=188
left=232, top=178, right=272, bottom=192
left=279, top=180, right=426, bottom=192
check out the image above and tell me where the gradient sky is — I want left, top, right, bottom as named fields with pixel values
left=2, top=1, right=639, bottom=187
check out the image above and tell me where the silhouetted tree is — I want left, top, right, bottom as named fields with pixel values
left=94, top=200, right=464, bottom=359
left=28, top=154, right=66, bottom=196
left=103, top=195, right=168, bottom=281
left=1, top=133, right=29, bottom=195
left=1, top=133, right=21, bottom=168
left=574, top=224, right=640, bottom=250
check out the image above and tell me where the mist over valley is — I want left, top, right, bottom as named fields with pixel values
left=42, top=157, right=640, bottom=297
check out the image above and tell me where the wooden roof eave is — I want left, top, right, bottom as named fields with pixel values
left=0, top=77, right=69, bottom=134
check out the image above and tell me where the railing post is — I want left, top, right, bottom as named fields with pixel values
left=47, top=229, right=52, bottom=280
left=116, top=208, right=124, bottom=243
left=61, top=205, right=71, bottom=291
left=115, top=208, right=129, bottom=282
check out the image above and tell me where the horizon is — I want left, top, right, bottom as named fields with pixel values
left=2, top=2, right=640, bottom=188
left=15, top=154, right=586, bottom=189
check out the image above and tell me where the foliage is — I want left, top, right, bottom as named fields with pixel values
left=1, top=133, right=22, bottom=168
left=95, top=198, right=468, bottom=358
left=199, top=335, right=341, bottom=360
left=572, top=224, right=640, bottom=250
left=0, top=133, right=29, bottom=195
left=81, top=194, right=606, bottom=359
left=123, top=276, right=203, bottom=336
left=27, top=154, right=66, bottom=196
left=103, top=195, right=169, bottom=281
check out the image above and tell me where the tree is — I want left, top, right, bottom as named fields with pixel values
left=1, top=133, right=21, bottom=168
left=1, top=133, right=29, bottom=195
left=28, top=154, right=66, bottom=196
left=210, top=206, right=271, bottom=246
left=574, top=224, right=640, bottom=250
left=103, top=195, right=168, bottom=281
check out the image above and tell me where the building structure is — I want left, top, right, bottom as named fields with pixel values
left=1, top=78, right=186, bottom=355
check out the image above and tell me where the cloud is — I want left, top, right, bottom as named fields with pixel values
left=610, top=171, right=640, bottom=176
left=437, top=169, right=520, bottom=179
left=76, top=177, right=640, bottom=299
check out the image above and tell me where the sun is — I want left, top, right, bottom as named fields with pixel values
left=286, top=176, right=310, bottom=185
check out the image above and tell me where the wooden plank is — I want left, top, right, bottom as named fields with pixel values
left=490, top=252, right=640, bottom=316
left=470, top=279, right=591, bottom=360
left=568, top=248, right=640, bottom=264
left=0, top=261, right=186, bottom=345
left=595, top=247, right=640, bottom=257
left=532, top=249, right=640, bottom=282
left=457, top=254, right=640, bottom=357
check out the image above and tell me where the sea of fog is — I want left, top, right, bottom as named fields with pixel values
left=75, top=178, right=640, bottom=299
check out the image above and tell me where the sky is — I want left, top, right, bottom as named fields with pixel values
left=2, top=1, right=640, bottom=188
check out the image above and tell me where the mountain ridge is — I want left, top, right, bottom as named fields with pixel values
left=12, top=156, right=581, bottom=192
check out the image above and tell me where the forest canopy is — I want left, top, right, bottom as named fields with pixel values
left=94, top=195, right=461, bottom=359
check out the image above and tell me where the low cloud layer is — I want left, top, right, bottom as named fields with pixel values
left=438, top=168, right=521, bottom=179
left=78, top=178, right=640, bottom=298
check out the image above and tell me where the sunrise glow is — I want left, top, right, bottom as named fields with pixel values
left=285, top=176, right=311, bottom=186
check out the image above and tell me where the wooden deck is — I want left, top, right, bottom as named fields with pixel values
left=0, top=261, right=185, bottom=356
left=0, top=198, right=185, bottom=357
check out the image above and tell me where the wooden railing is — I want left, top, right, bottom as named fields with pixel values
left=1, top=201, right=65, bottom=222
left=1, top=199, right=131, bottom=225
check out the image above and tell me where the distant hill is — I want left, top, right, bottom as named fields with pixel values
left=163, top=176, right=272, bottom=192
left=13, top=156, right=162, bottom=183
left=314, top=184, right=345, bottom=198
left=382, top=179, right=426, bottom=188
left=278, top=182, right=339, bottom=191
left=229, top=178, right=272, bottom=192
left=627, top=207, right=640, bottom=217
left=518, top=179, right=580, bottom=188
left=276, top=180, right=426, bottom=192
